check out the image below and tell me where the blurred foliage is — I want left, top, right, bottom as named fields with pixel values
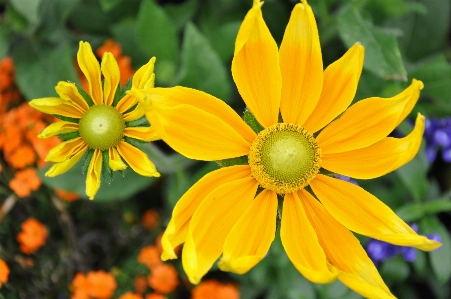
left=1, top=0, right=451, bottom=298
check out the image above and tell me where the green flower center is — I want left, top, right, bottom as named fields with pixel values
left=79, top=105, right=125, bottom=150
left=249, top=123, right=321, bottom=194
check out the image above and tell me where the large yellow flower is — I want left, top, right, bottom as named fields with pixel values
left=30, top=41, right=160, bottom=199
left=133, top=0, right=441, bottom=297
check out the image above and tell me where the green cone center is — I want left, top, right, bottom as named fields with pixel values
left=79, top=105, right=125, bottom=150
left=249, top=123, right=321, bottom=194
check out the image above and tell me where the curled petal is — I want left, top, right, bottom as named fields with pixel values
left=232, top=0, right=281, bottom=127
left=219, top=189, right=278, bottom=274
left=38, top=121, right=79, bottom=138
left=310, top=175, right=441, bottom=251
left=321, top=114, right=425, bottom=179
left=109, top=147, right=127, bottom=171
left=45, top=137, right=86, bottom=163
left=133, top=57, right=156, bottom=89
left=124, top=126, right=160, bottom=142
left=317, top=79, right=423, bottom=154
left=116, top=141, right=159, bottom=177
left=281, top=191, right=338, bottom=283
left=279, top=0, right=323, bottom=126
left=116, top=94, right=138, bottom=115
left=101, top=52, right=120, bottom=106
left=29, top=98, right=84, bottom=119
left=162, top=165, right=252, bottom=261
left=77, top=41, right=103, bottom=105
left=45, top=144, right=87, bottom=177
left=86, top=149, right=102, bottom=200
left=55, top=81, right=90, bottom=112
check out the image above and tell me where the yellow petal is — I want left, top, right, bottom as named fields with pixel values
left=29, top=98, right=84, bottom=118
left=145, top=102, right=251, bottom=161
left=142, top=86, right=256, bottom=144
left=218, top=189, right=278, bottom=274
left=101, top=52, right=120, bottom=106
left=322, top=114, right=425, bottom=179
left=116, top=94, right=138, bottom=115
left=45, top=144, right=88, bottom=177
left=109, top=147, right=127, bottom=171
left=122, top=102, right=146, bottom=122
left=86, top=149, right=102, bottom=200
left=55, top=81, right=90, bottom=112
left=77, top=41, right=103, bottom=105
left=281, top=191, right=338, bottom=283
left=231, top=1, right=281, bottom=128
left=279, top=1, right=323, bottom=126
left=303, top=43, right=364, bottom=133
left=116, top=141, right=160, bottom=177
left=124, top=126, right=160, bottom=142
left=182, top=177, right=258, bottom=284
left=316, top=79, right=424, bottom=154
left=310, top=175, right=441, bottom=251
left=44, top=137, right=86, bottom=162
left=162, top=165, right=252, bottom=261
left=38, top=121, right=79, bottom=138
left=300, top=188, right=396, bottom=299
left=133, top=57, right=156, bottom=89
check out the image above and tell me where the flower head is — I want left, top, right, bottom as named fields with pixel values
left=147, top=264, right=179, bottom=294
left=0, top=259, right=9, bottom=288
left=133, top=0, right=442, bottom=297
left=71, top=270, right=117, bottom=299
left=191, top=280, right=239, bottom=299
left=16, top=218, right=48, bottom=254
left=30, top=41, right=160, bottom=199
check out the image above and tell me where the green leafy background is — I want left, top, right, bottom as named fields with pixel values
left=1, top=0, right=451, bottom=298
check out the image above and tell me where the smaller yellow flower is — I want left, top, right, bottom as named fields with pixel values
left=30, top=41, right=160, bottom=199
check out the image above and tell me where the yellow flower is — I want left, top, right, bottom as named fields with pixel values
left=133, top=0, right=441, bottom=297
left=30, top=41, right=160, bottom=199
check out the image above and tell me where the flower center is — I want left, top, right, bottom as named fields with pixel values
left=79, top=105, right=125, bottom=150
left=249, top=123, right=321, bottom=194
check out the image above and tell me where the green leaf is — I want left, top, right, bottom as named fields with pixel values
left=0, top=25, right=12, bottom=59
left=99, top=0, right=122, bottom=11
left=379, top=255, right=410, bottom=283
left=9, top=0, right=41, bottom=25
left=420, top=216, right=451, bottom=284
left=136, top=0, right=178, bottom=65
left=177, top=22, right=231, bottom=101
left=337, top=4, right=407, bottom=80
left=38, top=159, right=158, bottom=201
left=165, top=0, right=198, bottom=30
left=166, top=168, right=190, bottom=208
left=396, top=203, right=425, bottom=222
left=11, top=40, right=78, bottom=99
left=139, top=143, right=193, bottom=175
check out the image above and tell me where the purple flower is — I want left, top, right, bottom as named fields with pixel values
left=423, top=116, right=451, bottom=163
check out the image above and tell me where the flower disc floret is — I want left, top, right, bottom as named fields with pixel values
left=249, top=123, right=321, bottom=194
left=79, top=105, right=125, bottom=150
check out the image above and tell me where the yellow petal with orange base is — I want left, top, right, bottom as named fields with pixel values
left=310, top=175, right=441, bottom=251
left=279, top=0, right=323, bottom=126
left=321, top=114, right=425, bottom=179
left=182, top=177, right=258, bottom=284
left=162, top=165, right=252, bottom=261
left=231, top=0, right=281, bottom=128
left=219, top=189, right=278, bottom=274
left=281, top=191, right=338, bottom=283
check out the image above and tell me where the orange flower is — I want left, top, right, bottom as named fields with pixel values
left=191, top=280, right=239, bottom=299
left=55, top=189, right=79, bottom=202
left=8, top=144, right=36, bottom=168
left=138, top=245, right=162, bottom=269
left=116, top=56, right=135, bottom=86
left=134, top=275, right=148, bottom=294
left=16, top=218, right=48, bottom=254
left=9, top=168, right=41, bottom=198
left=97, top=39, right=122, bottom=59
left=142, top=210, right=159, bottom=231
left=85, top=270, right=117, bottom=299
left=147, top=264, right=179, bottom=294
left=117, top=292, right=143, bottom=299
left=0, top=57, right=14, bottom=90
left=145, top=294, right=166, bottom=299
left=0, top=259, right=10, bottom=288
